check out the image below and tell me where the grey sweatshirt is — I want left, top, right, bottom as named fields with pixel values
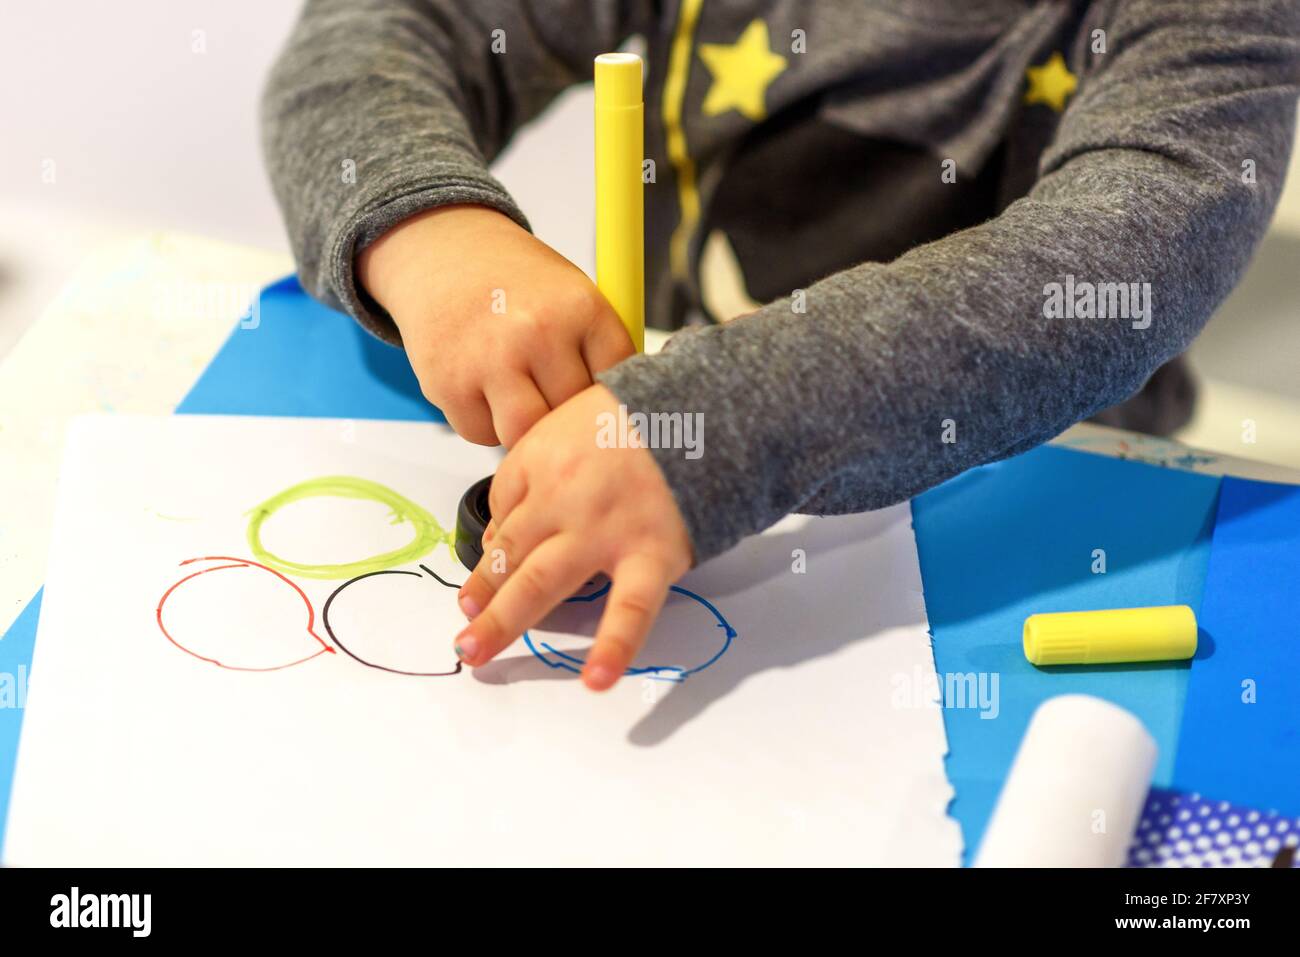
left=262, top=0, right=1300, bottom=563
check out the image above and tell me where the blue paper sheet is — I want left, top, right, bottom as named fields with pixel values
left=913, top=447, right=1221, bottom=862
left=177, top=276, right=442, bottom=422
left=0, top=591, right=40, bottom=841
left=0, top=276, right=1229, bottom=860
left=1172, top=476, right=1300, bottom=817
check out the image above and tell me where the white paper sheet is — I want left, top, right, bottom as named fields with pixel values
left=5, top=413, right=960, bottom=866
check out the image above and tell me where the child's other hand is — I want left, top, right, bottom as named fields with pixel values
left=358, top=205, right=635, bottom=447
left=452, top=384, right=694, bottom=691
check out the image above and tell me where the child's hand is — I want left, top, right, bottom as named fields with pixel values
left=358, top=205, right=635, bottom=447
left=452, top=383, right=694, bottom=691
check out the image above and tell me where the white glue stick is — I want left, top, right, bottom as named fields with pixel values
left=975, top=694, right=1157, bottom=868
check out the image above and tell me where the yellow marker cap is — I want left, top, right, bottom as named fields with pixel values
left=594, top=52, right=645, bottom=353
left=595, top=52, right=643, bottom=108
left=1023, top=605, right=1197, bottom=666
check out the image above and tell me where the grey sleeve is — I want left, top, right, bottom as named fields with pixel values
left=599, top=0, right=1300, bottom=564
left=260, top=0, right=650, bottom=342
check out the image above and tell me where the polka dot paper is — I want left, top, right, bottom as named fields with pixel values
left=1128, top=788, right=1299, bottom=868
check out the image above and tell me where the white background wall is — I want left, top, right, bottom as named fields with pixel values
left=0, top=0, right=596, bottom=355
left=0, top=1, right=302, bottom=248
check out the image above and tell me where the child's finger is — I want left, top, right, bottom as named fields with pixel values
left=581, top=555, right=671, bottom=691
left=440, top=392, right=499, bottom=447
left=487, top=459, right=527, bottom=523
left=485, top=375, right=551, bottom=448
left=531, top=351, right=593, bottom=411
left=458, top=505, right=549, bottom=619
left=453, top=534, right=590, bottom=667
left=581, top=314, right=636, bottom=375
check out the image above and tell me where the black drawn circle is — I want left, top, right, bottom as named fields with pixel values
left=321, top=565, right=463, bottom=677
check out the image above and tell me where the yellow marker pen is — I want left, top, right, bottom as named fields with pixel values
left=1023, top=605, right=1198, bottom=666
left=594, top=52, right=645, bottom=353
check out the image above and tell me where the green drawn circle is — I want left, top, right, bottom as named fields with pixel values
left=246, top=476, right=450, bottom=580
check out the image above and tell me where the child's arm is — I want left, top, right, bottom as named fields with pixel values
left=593, top=0, right=1300, bottom=563
left=262, top=0, right=650, bottom=443
left=456, top=0, right=1299, bottom=688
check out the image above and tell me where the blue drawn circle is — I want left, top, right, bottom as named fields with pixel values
left=522, top=582, right=737, bottom=682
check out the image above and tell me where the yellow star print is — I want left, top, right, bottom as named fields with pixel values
left=1024, top=51, right=1078, bottom=113
left=699, top=19, right=788, bottom=122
